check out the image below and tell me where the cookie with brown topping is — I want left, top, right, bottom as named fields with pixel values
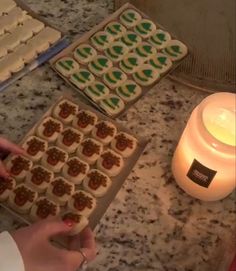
left=72, top=110, right=98, bottom=134
left=22, top=136, right=48, bottom=161
left=57, top=127, right=83, bottom=153
left=91, top=121, right=117, bottom=145
left=6, top=155, right=33, bottom=180
left=53, top=99, right=79, bottom=124
left=111, top=132, right=137, bottom=157
left=37, top=117, right=63, bottom=142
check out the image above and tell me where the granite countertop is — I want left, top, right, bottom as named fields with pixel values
left=0, top=1, right=235, bottom=271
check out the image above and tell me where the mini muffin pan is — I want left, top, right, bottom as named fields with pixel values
left=0, top=96, right=147, bottom=234
left=50, top=3, right=188, bottom=118
left=0, top=0, right=68, bottom=92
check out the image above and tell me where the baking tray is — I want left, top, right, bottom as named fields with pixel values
left=0, top=0, right=69, bottom=92
left=50, top=3, right=189, bottom=118
left=0, top=94, right=148, bottom=232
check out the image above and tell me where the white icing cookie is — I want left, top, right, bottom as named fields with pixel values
left=91, top=121, right=117, bottom=145
left=53, top=99, right=79, bottom=124
left=70, top=69, right=95, bottom=89
left=69, top=190, right=96, bottom=217
left=162, top=39, right=188, bottom=61
left=111, top=132, right=137, bottom=158
left=74, top=44, right=97, bottom=64
left=62, top=212, right=89, bottom=235
left=25, top=166, right=53, bottom=193
left=133, top=64, right=160, bottom=86
left=134, top=19, right=156, bottom=38
left=120, top=9, right=142, bottom=28
left=41, top=147, right=68, bottom=173
left=91, top=31, right=114, bottom=50
left=135, top=42, right=157, bottom=61
left=30, top=197, right=60, bottom=221
left=77, top=138, right=103, bottom=165
left=0, top=177, right=16, bottom=202
left=36, top=117, right=63, bottom=142
left=46, top=177, right=75, bottom=206
left=88, top=55, right=113, bottom=77
left=116, top=80, right=142, bottom=102
left=148, top=29, right=171, bottom=49
left=0, top=0, right=16, bottom=16
left=83, top=169, right=111, bottom=198
left=22, top=136, right=48, bottom=161
left=85, top=81, right=110, bottom=102
left=57, top=128, right=83, bottom=154
left=103, top=68, right=127, bottom=89
left=55, top=57, right=80, bottom=77
left=8, top=184, right=38, bottom=214
left=97, top=149, right=124, bottom=177
left=149, top=53, right=172, bottom=74
left=99, top=94, right=125, bottom=116
left=105, top=41, right=129, bottom=62
left=105, top=21, right=127, bottom=39
left=72, top=110, right=98, bottom=134
left=62, top=157, right=89, bottom=185
left=119, top=53, right=143, bottom=74
left=120, top=31, right=142, bottom=50
left=6, top=155, right=33, bottom=181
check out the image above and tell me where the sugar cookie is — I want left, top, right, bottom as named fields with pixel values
left=133, top=64, right=160, bottom=86
left=85, top=81, right=110, bottom=102
left=148, top=29, right=171, bottom=49
left=91, top=31, right=114, bottom=50
left=36, top=117, right=63, bottom=142
left=105, top=21, right=127, bottom=39
left=88, top=55, right=113, bottom=77
left=22, top=136, right=48, bottom=161
left=116, top=80, right=142, bottom=102
left=53, top=99, right=79, bottom=124
left=103, top=68, right=127, bottom=89
left=57, top=128, right=83, bottom=153
left=149, top=53, right=172, bottom=74
left=72, top=110, right=98, bottom=134
left=120, top=9, right=142, bottom=28
left=55, top=57, right=80, bottom=77
left=91, top=121, right=117, bottom=145
left=162, top=40, right=188, bottom=61
left=119, top=53, right=143, bottom=74
left=70, top=69, right=95, bottom=89
left=120, top=31, right=142, bottom=50
left=105, top=42, right=129, bottom=62
left=0, top=177, right=16, bottom=202
left=111, top=132, right=137, bottom=158
left=99, top=94, right=125, bottom=116
left=74, top=44, right=97, bottom=64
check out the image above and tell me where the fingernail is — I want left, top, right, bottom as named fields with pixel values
left=63, top=219, right=74, bottom=227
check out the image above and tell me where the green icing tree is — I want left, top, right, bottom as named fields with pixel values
left=100, top=35, right=108, bottom=42
left=113, top=46, right=123, bottom=55
left=158, top=56, right=167, bottom=65
left=128, top=57, right=138, bottom=66
left=128, top=34, right=137, bottom=42
left=156, top=33, right=166, bottom=41
left=143, top=45, right=152, bottom=54
left=81, top=71, right=91, bottom=80
left=113, top=71, right=122, bottom=80
left=84, top=47, right=92, bottom=55
left=114, top=24, right=121, bottom=31
left=98, top=58, right=108, bottom=67
left=127, top=84, right=136, bottom=93
left=110, top=97, right=120, bottom=106
left=142, top=22, right=151, bottom=31
left=128, top=12, right=136, bottom=20
left=171, top=45, right=181, bottom=53
left=143, top=69, right=153, bottom=78
left=96, top=84, right=105, bottom=92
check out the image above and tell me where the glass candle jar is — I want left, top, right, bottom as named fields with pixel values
left=172, top=92, right=236, bottom=201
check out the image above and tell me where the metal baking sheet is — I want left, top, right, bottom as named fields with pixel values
left=50, top=3, right=189, bottom=119
left=1, top=94, right=148, bottom=232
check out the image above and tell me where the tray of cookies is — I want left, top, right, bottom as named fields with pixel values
left=0, top=0, right=69, bottom=92
left=50, top=3, right=189, bottom=118
left=0, top=96, right=147, bottom=235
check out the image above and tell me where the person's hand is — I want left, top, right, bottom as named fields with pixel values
left=0, top=137, right=25, bottom=178
left=11, top=218, right=97, bottom=271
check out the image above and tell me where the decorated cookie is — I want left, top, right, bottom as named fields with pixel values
left=105, top=42, right=129, bottom=62
left=0, top=177, right=16, bottom=202
left=22, top=136, right=48, bottom=162
left=120, top=9, right=142, bottom=28
left=36, top=117, right=63, bottom=142
left=111, top=132, right=137, bottom=158
left=134, top=19, right=156, bottom=38
left=88, top=55, right=113, bottom=77
left=105, top=21, right=127, bottom=39
left=91, top=121, right=117, bottom=145
left=97, top=149, right=124, bottom=177
left=52, top=99, right=79, bottom=124
left=77, top=138, right=103, bottom=165
left=148, top=29, right=171, bottom=49
left=30, top=197, right=60, bottom=221
left=57, top=128, right=83, bottom=153
left=103, top=68, right=127, bottom=89
left=119, top=53, right=143, bottom=74
left=85, top=81, right=110, bottom=102
left=6, top=155, right=33, bottom=180
left=83, top=169, right=111, bottom=198
left=120, top=31, right=142, bottom=50
left=135, top=42, right=157, bottom=61
left=62, top=212, right=89, bottom=235
left=47, top=177, right=75, bottom=206
left=91, top=31, right=114, bottom=50
left=99, top=95, right=125, bottom=116
left=162, top=40, right=188, bottom=61
left=133, top=64, right=160, bottom=86
left=70, top=69, right=95, bottom=89
left=55, top=57, right=80, bottom=77
left=116, top=80, right=142, bottom=102
left=72, top=110, right=98, bottom=134
left=73, top=44, right=97, bottom=64
left=8, top=184, right=38, bottom=214
left=62, top=157, right=89, bottom=185
left=41, top=147, right=68, bottom=173
left=26, top=166, right=53, bottom=193
left=149, top=53, right=172, bottom=74
left=69, top=190, right=96, bottom=217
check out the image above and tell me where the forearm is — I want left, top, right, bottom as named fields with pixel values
left=0, top=231, right=25, bottom=271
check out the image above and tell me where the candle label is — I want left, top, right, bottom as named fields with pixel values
left=187, top=159, right=217, bottom=188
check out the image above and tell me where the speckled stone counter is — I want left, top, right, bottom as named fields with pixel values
left=0, top=1, right=235, bottom=271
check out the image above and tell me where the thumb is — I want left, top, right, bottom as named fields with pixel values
left=35, top=218, right=73, bottom=239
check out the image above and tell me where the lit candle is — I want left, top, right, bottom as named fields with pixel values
left=172, top=92, right=236, bottom=201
